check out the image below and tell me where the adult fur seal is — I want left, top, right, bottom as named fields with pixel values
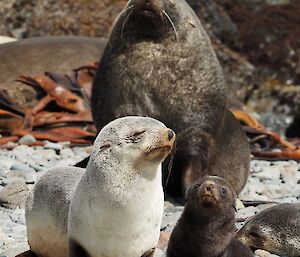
left=167, top=175, right=254, bottom=257
left=91, top=0, right=250, bottom=196
left=0, top=36, right=107, bottom=106
left=236, top=203, right=300, bottom=257
left=25, top=116, right=175, bottom=257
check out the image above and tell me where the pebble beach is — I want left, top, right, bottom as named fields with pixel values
left=0, top=136, right=299, bottom=257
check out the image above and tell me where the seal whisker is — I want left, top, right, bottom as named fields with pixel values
left=118, top=4, right=134, bottom=19
left=166, top=139, right=177, bottom=186
left=162, top=10, right=178, bottom=40
left=121, top=6, right=135, bottom=39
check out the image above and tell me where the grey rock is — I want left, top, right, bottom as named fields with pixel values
left=0, top=180, right=28, bottom=209
left=18, top=135, right=36, bottom=145
left=10, top=163, right=35, bottom=174
left=44, top=140, right=63, bottom=151
left=1, top=177, right=25, bottom=186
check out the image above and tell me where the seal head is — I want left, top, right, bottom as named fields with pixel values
left=236, top=203, right=300, bottom=257
left=69, top=116, right=176, bottom=257
left=167, top=176, right=253, bottom=257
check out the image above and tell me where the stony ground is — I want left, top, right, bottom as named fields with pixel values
left=0, top=136, right=299, bottom=257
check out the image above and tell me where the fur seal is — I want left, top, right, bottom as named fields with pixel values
left=167, top=175, right=254, bottom=257
left=236, top=203, right=300, bottom=257
left=91, top=0, right=250, bottom=196
left=0, top=36, right=107, bottom=107
left=25, top=116, right=175, bottom=257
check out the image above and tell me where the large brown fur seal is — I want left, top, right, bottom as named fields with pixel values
left=25, top=116, right=175, bottom=257
left=167, top=175, right=254, bottom=257
left=91, top=0, right=250, bottom=196
left=236, top=203, right=300, bottom=257
left=0, top=36, right=107, bottom=106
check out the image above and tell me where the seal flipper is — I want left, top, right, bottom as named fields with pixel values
left=141, top=248, right=155, bottom=257
left=15, top=250, right=38, bottom=257
left=69, top=239, right=90, bottom=257
left=74, top=156, right=90, bottom=168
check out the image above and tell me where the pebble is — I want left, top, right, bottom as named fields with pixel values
left=18, top=135, right=36, bottom=145
left=0, top=144, right=298, bottom=257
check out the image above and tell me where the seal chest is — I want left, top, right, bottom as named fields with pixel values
left=167, top=176, right=253, bottom=257
left=25, top=116, right=175, bottom=257
left=91, top=0, right=250, bottom=196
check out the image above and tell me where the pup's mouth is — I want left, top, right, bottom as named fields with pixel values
left=199, top=193, right=217, bottom=207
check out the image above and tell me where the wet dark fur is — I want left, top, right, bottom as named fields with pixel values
left=167, top=176, right=253, bottom=257
left=236, top=203, right=300, bottom=257
left=91, top=0, right=250, bottom=196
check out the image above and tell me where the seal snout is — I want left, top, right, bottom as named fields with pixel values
left=196, top=180, right=219, bottom=207
left=145, top=128, right=176, bottom=162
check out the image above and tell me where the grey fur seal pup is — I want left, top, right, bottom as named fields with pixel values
left=167, top=176, right=254, bottom=257
left=91, top=0, right=250, bottom=196
left=25, top=116, right=175, bottom=257
left=236, top=203, right=300, bottom=257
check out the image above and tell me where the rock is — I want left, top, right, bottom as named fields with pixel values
left=254, top=166, right=281, bottom=181
left=43, top=140, right=63, bottom=151
left=237, top=206, right=260, bottom=220
left=10, top=164, right=37, bottom=184
left=10, top=163, right=35, bottom=174
left=255, top=249, right=279, bottom=257
left=0, top=180, right=28, bottom=209
left=154, top=248, right=166, bottom=257
left=0, top=36, right=16, bottom=44
left=18, top=135, right=36, bottom=145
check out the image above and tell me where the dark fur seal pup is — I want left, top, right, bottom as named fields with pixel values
left=91, top=0, right=250, bottom=196
left=236, top=203, right=300, bottom=257
left=25, top=116, right=175, bottom=257
left=167, top=175, right=254, bottom=257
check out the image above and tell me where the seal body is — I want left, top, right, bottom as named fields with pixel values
left=236, top=203, right=300, bottom=257
left=25, top=116, right=175, bottom=257
left=91, top=0, right=250, bottom=195
left=0, top=36, right=107, bottom=106
left=167, top=176, right=253, bottom=257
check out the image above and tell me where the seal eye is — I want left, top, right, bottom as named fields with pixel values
left=99, top=143, right=111, bottom=152
left=132, top=130, right=146, bottom=137
left=194, top=183, right=200, bottom=189
left=249, top=231, right=261, bottom=239
left=220, top=186, right=227, bottom=197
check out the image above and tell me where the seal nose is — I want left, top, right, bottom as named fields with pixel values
left=204, top=182, right=215, bottom=193
left=168, top=130, right=174, bottom=141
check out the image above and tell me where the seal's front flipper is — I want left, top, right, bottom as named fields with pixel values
left=69, top=239, right=90, bottom=257
left=74, top=156, right=90, bottom=168
left=15, top=250, right=38, bottom=257
left=141, top=247, right=155, bottom=257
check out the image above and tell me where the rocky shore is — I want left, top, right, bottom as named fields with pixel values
left=0, top=137, right=299, bottom=257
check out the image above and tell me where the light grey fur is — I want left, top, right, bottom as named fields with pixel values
left=25, top=167, right=85, bottom=257
left=25, top=116, right=171, bottom=257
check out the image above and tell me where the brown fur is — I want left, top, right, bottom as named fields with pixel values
left=167, top=176, right=253, bottom=257
left=91, top=0, right=250, bottom=196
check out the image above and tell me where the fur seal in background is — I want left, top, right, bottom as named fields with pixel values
left=91, top=0, right=250, bottom=196
left=167, top=176, right=254, bottom=257
left=25, top=116, right=175, bottom=257
left=0, top=36, right=107, bottom=106
left=236, top=203, right=300, bottom=257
